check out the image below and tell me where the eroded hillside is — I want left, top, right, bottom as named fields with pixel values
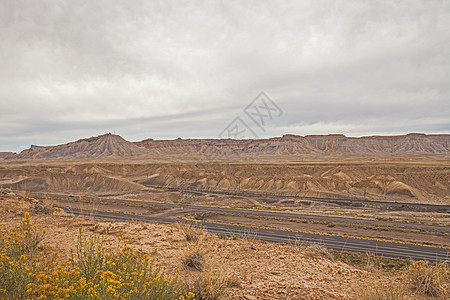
left=1, top=160, right=448, bottom=204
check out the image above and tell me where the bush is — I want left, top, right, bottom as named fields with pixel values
left=0, top=213, right=195, bottom=300
left=0, top=188, right=12, bottom=196
left=181, top=225, right=200, bottom=243
left=303, top=243, right=334, bottom=260
left=406, top=260, right=449, bottom=298
left=192, top=266, right=232, bottom=300
left=217, top=233, right=227, bottom=240
left=182, top=245, right=206, bottom=271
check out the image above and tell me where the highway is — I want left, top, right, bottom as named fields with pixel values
left=137, top=184, right=450, bottom=213
left=64, top=207, right=449, bottom=262
left=29, top=192, right=450, bottom=233
left=25, top=191, right=450, bottom=262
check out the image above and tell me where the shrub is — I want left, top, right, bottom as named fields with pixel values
left=303, top=243, right=334, bottom=260
left=406, top=260, right=449, bottom=298
left=192, top=265, right=232, bottom=300
left=0, top=188, right=12, bottom=196
left=182, top=225, right=200, bottom=243
left=0, top=213, right=195, bottom=300
left=70, top=227, right=105, bottom=280
left=217, top=233, right=227, bottom=240
left=182, top=246, right=206, bottom=271
left=332, top=252, right=410, bottom=271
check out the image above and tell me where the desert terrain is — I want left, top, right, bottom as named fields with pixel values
left=2, top=133, right=449, bottom=203
left=0, top=134, right=448, bottom=247
left=0, top=133, right=449, bottom=298
left=1, top=192, right=448, bottom=299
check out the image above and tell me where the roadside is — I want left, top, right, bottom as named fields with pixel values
left=2, top=191, right=447, bottom=299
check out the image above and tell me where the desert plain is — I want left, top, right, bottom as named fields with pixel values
left=0, top=133, right=449, bottom=299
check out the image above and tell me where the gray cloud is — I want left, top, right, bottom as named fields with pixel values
left=0, top=0, right=449, bottom=151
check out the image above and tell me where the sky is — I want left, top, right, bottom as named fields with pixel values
left=1, top=0, right=449, bottom=152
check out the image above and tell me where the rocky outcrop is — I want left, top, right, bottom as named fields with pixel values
left=0, top=152, right=13, bottom=160
left=9, top=133, right=149, bottom=160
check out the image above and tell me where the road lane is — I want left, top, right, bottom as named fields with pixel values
left=29, top=192, right=450, bottom=233
left=63, top=207, right=449, bottom=262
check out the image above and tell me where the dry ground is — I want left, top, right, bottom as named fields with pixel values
left=1, top=192, right=442, bottom=299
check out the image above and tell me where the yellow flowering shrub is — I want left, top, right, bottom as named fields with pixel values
left=0, top=213, right=195, bottom=300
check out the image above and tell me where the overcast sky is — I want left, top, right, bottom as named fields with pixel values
left=1, top=0, right=449, bottom=152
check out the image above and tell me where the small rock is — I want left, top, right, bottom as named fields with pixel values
left=244, top=295, right=257, bottom=300
left=32, top=204, right=50, bottom=215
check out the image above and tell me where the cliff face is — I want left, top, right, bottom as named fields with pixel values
left=7, top=133, right=449, bottom=160
left=136, top=133, right=449, bottom=156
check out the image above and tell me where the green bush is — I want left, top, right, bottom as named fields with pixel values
left=0, top=213, right=195, bottom=300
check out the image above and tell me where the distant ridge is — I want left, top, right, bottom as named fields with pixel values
left=9, top=133, right=148, bottom=159
left=0, top=152, right=13, bottom=160
left=136, top=133, right=450, bottom=156
left=7, top=133, right=450, bottom=160
left=30, top=145, right=47, bottom=150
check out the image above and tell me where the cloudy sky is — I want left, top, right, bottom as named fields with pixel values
left=1, top=0, right=449, bottom=152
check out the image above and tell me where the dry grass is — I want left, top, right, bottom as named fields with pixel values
left=0, top=188, right=12, bottom=195
left=180, top=224, right=209, bottom=271
left=180, top=224, right=202, bottom=243
left=333, top=251, right=411, bottom=271
left=356, top=259, right=449, bottom=299
left=364, top=252, right=383, bottom=272
left=179, top=226, right=235, bottom=299
left=183, top=249, right=206, bottom=271
left=181, top=241, right=208, bottom=271
left=302, top=242, right=334, bottom=260
left=356, top=285, right=410, bottom=300
left=406, top=260, right=449, bottom=299
left=192, top=265, right=234, bottom=300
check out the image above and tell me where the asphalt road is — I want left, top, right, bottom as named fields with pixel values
left=29, top=192, right=450, bottom=233
left=64, top=207, right=449, bottom=262
left=141, top=185, right=450, bottom=213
